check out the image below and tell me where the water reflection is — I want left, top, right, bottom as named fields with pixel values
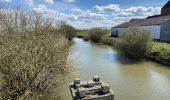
left=105, top=53, right=139, bottom=64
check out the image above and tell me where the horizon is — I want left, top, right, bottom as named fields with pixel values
left=0, top=0, right=169, bottom=29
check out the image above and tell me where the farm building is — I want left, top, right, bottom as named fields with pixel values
left=111, top=1, right=170, bottom=41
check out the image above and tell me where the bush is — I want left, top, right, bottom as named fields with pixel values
left=0, top=10, right=73, bottom=99
left=148, top=42, right=170, bottom=65
left=115, top=27, right=151, bottom=59
left=101, top=37, right=117, bottom=46
left=83, top=36, right=90, bottom=41
left=59, top=22, right=76, bottom=41
left=88, top=28, right=108, bottom=43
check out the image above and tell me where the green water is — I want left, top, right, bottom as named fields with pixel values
left=61, top=38, right=170, bottom=100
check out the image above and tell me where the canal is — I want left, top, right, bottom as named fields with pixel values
left=60, top=38, right=170, bottom=100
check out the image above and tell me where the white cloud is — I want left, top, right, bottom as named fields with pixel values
left=66, top=5, right=161, bottom=29
left=108, top=6, right=161, bottom=26
left=116, top=6, right=161, bottom=19
left=93, top=4, right=120, bottom=12
left=90, top=4, right=161, bottom=28
left=32, top=5, right=77, bottom=23
left=78, top=10, right=107, bottom=21
left=67, top=14, right=78, bottom=20
left=64, top=0, right=78, bottom=3
left=122, top=6, right=161, bottom=16
left=32, top=5, right=56, bottom=14
left=71, top=7, right=82, bottom=13
left=44, top=0, right=54, bottom=4
left=93, top=4, right=161, bottom=20
left=31, top=2, right=162, bottom=29
left=91, top=5, right=161, bottom=28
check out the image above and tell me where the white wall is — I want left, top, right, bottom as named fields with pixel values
left=112, top=25, right=161, bottom=39
left=139, top=25, right=160, bottom=40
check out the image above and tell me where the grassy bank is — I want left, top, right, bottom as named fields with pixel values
left=100, top=27, right=170, bottom=66
left=76, top=31, right=90, bottom=41
left=106, top=38, right=170, bottom=66
left=148, top=42, right=170, bottom=65
left=76, top=31, right=88, bottom=37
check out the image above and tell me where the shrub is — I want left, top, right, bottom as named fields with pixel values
left=0, top=10, right=73, bottom=100
left=115, top=27, right=151, bottom=59
left=0, top=10, right=53, bottom=34
left=83, top=36, right=90, bottom=41
left=88, top=28, right=108, bottom=43
left=59, top=22, right=76, bottom=41
left=101, top=37, right=117, bottom=46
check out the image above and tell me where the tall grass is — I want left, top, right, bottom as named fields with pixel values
left=0, top=9, right=73, bottom=99
left=115, top=27, right=151, bottom=59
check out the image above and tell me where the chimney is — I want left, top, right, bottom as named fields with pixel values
left=161, top=0, right=170, bottom=16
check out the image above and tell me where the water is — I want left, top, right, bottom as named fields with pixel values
left=61, top=38, right=170, bottom=100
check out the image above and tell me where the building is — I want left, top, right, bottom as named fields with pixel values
left=111, top=1, right=170, bottom=41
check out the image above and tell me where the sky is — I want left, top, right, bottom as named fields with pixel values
left=0, top=0, right=169, bottom=29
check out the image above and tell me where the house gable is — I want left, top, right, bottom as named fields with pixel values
left=161, top=1, right=170, bottom=16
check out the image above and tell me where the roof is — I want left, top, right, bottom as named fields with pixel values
left=162, top=1, right=170, bottom=9
left=112, top=15, right=170, bottom=28
left=147, top=15, right=162, bottom=19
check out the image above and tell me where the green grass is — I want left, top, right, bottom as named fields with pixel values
left=148, top=41, right=170, bottom=65
left=151, top=41, right=170, bottom=51
left=76, top=31, right=88, bottom=37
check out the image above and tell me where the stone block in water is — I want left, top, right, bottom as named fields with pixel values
left=78, top=88, right=87, bottom=98
left=69, top=76, right=114, bottom=100
left=101, top=83, right=110, bottom=94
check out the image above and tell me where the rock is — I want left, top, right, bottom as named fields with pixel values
left=101, top=83, right=110, bottom=94
left=87, top=81, right=94, bottom=88
left=93, top=76, right=100, bottom=82
left=74, top=78, right=80, bottom=85
left=78, top=88, right=86, bottom=98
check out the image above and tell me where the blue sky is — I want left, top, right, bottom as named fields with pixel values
left=0, top=0, right=168, bottom=29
